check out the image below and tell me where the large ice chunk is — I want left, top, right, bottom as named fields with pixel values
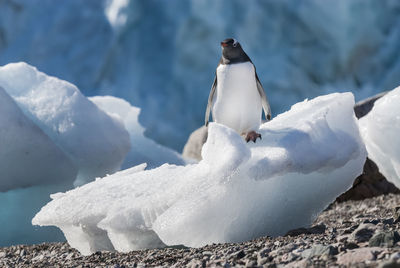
left=89, top=96, right=186, bottom=169
left=359, top=86, right=400, bottom=188
left=0, top=86, right=77, bottom=192
left=0, top=62, right=131, bottom=185
left=33, top=92, right=366, bottom=255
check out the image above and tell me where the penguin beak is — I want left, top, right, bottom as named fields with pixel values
left=221, top=42, right=228, bottom=47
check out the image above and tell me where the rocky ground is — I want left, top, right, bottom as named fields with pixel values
left=1, top=194, right=400, bottom=267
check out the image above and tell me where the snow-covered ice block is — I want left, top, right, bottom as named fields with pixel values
left=359, top=86, right=400, bottom=188
left=33, top=92, right=366, bottom=255
left=0, top=86, right=77, bottom=191
left=89, top=96, right=186, bottom=169
left=0, top=62, right=131, bottom=185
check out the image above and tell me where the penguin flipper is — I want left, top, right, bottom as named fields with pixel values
left=255, top=72, right=272, bottom=121
left=205, top=75, right=217, bottom=126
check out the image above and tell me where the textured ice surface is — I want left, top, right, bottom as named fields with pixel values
left=0, top=62, right=130, bottom=246
left=89, top=96, right=186, bottom=169
left=33, top=92, right=366, bottom=255
left=0, top=86, right=77, bottom=192
left=0, top=62, right=190, bottom=246
left=359, top=86, right=400, bottom=188
left=0, top=62, right=130, bottom=185
left=1, top=0, right=400, bottom=150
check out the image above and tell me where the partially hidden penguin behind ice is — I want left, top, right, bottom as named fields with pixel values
left=205, top=38, right=272, bottom=142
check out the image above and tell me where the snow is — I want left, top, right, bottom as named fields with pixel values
left=2, top=0, right=400, bottom=150
left=33, top=92, right=366, bottom=255
left=359, top=86, right=400, bottom=188
left=0, top=62, right=131, bottom=185
left=89, top=96, right=186, bottom=169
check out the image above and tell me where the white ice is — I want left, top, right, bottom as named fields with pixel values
left=1, top=62, right=182, bottom=246
left=0, top=62, right=131, bottom=185
left=89, top=96, right=186, bottom=169
left=33, top=92, right=366, bottom=255
left=359, top=86, right=400, bottom=188
left=0, top=86, right=77, bottom=192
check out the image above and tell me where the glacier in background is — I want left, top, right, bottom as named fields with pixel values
left=1, top=0, right=400, bottom=151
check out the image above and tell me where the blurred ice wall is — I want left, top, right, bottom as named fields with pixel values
left=1, top=0, right=400, bottom=150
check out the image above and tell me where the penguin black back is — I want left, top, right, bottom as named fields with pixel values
left=220, top=38, right=251, bottom=65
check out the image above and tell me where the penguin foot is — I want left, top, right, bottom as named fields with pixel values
left=245, top=131, right=261, bottom=143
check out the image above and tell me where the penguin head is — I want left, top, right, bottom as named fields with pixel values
left=220, top=38, right=249, bottom=64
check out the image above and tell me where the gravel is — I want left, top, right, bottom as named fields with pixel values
left=1, top=194, right=400, bottom=267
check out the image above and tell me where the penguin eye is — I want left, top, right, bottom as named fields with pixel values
left=232, top=39, right=238, bottom=47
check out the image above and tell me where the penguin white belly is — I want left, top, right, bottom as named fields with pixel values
left=212, top=62, right=262, bottom=134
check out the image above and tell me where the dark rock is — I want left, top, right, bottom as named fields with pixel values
left=257, top=247, right=270, bottom=258
left=364, top=219, right=380, bottom=225
left=369, top=231, right=400, bottom=248
left=393, top=207, right=400, bottom=223
left=236, top=250, right=245, bottom=259
left=353, top=91, right=388, bottom=119
left=336, top=158, right=400, bottom=202
left=350, top=223, right=377, bottom=243
left=383, top=218, right=395, bottom=225
left=285, top=224, right=326, bottom=237
left=344, top=242, right=359, bottom=249
left=342, top=224, right=359, bottom=235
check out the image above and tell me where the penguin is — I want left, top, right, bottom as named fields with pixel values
left=205, top=38, right=272, bottom=143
